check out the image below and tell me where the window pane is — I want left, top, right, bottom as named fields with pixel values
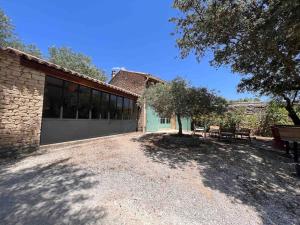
left=116, top=96, right=123, bottom=120
left=91, top=90, right=101, bottom=119
left=63, top=81, right=78, bottom=119
left=110, top=94, right=117, bottom=119
left=132, top=101, right=137, bottom=120
left=123, top=98, right=130, bottom=120
left=160, top=118, right=165, bottom=124
left=43, top=76, right=63, bottom=118
left=78, top=85, right=91, bottom=119
left=101, top=92, right=109, bottom=119
left=166, top=118, right=170, bottom=124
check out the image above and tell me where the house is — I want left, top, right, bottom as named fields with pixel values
left=0, top=47, right=139, bottom=155
left=109, top=69, right=191, bottom=133
left=0, top=47, right=190, bottom=156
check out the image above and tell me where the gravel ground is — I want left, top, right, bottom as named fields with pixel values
left=0, top=132, right=299, bottom=225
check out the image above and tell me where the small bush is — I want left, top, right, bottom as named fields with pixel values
left=194, top=101, right=297, bottom=136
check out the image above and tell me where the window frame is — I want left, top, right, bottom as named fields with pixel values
left=42, top=75, right=136, bottom=121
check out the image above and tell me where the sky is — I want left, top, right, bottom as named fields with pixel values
left=1, top=0, right=261, bottom=100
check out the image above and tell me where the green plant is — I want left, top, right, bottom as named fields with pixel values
left=172, top=0, right=300, bottom=124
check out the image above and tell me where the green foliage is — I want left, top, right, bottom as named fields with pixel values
left=1, top=8, right=106, bottom=80
left=0, top=9, right=41, bottom=57
left=48, top=47, right=107, bottom=81
left=195, top=101, right=297, bottom=136
left=0, top=8, right=14, bottom=45
left=138, top=82, right=174, bottom=118
left=188, top=87, right=227, bottom=116
left=140, top=77, right=226, bottom=135
left=258, top=101, right=293, bottom=136
left=139, top=77, right=190, bottom=135
left=221, top=107, right=245, bottom=129
left=9, top=41, right=42, bottom=58
left=171, top=0, right=300, bottom=124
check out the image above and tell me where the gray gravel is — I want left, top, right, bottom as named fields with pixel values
left=0, top=132, right=299, bottom=225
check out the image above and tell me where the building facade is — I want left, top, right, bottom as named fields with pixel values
left=0, top=48, right=139, bottom=155
left=0, top=47, right=191, bottom=156
left=109, top=69, right=191, bottom=133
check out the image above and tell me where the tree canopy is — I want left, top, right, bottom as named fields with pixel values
left=48, top=47, right=107, bottom=81
left=171, top=0, right=300, bottom=124
left=1, top=8, right=106, bottom=81
left=140, top=77, right=226, bottom=135
left=0, top=9, right=41, bottom=57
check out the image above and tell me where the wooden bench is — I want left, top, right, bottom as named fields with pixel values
left=209, top=125, right=220, bottom=138
left=219, top=128, right=235, bottom=141
left=235, top=128, right=251, bottom=141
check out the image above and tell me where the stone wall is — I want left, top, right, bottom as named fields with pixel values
left=110, top=70, right=146, bottom=95
left=227, top=102, right=267, bottom=115
left=0, top=51, right=45, bottom=156
left=110, top=70, right=146, bottom=131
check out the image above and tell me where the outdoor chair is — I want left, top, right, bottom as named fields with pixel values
left=209, top=125, right=220, bottom=138
left=193, top=125, right=206, bottom=137
left=235, top=128, right=251, bottom=142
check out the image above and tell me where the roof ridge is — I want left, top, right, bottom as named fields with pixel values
left=119, top=69, right=165, bottom=83
left=1, top=47, right=139, bottom=97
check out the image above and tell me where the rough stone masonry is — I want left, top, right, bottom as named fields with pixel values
left=0, top=51, right=45, bottom=156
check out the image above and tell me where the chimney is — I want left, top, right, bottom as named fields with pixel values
left=111, top=67, right=125, bottom=78
left=111, top=69, right=119, bottom=78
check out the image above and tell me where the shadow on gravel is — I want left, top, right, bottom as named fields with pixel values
left=134, top=133, right=300, bottom=225
left=0, top=158, right=106, bottom=225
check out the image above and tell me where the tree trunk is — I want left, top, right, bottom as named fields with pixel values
left=284, top=97, right=300, bottom=125
left=177, top=114, right=183, bottom=136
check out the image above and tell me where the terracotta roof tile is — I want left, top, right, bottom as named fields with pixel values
left=1, top=47, right=140, bottom=97
left=113, top=69, right=165, bottom=83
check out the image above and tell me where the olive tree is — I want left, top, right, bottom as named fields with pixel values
left=0, top=8, right=42, bottom=57
left=139, top=77, right=190, bottom=135
left=49, top=47, right=107, bottom=81
left=140, top=77, right=226, bottom=135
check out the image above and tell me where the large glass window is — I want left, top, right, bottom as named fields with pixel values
left=101, top=92, right=109, bottom=119
left=116, top=96, right=123, bottom=120
left=160, top=118, right=170, bottom=124
left=132, top=100, right=137, bottom=120
left=91, top=90, right=101, bottom=119
left=63, top=81, right=78, bottom=119
left=123, top=98, right=130, bottom=120
left=42, top=75, right=134, bottom=121
left=78, top=85, right=91, bottom=119
left=43, top=76, right=63, bottom=118
left=110, top=94, right=117, bottom=119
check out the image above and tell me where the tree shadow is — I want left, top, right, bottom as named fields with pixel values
left=135, top=133, right=300, bottom=225
left=0, top=158, right=106, bottom=225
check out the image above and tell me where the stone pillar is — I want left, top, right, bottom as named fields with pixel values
left=0, top=51, right=45, bottom=156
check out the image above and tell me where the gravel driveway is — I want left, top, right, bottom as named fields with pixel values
left=0, top=132, right=299, bottom=225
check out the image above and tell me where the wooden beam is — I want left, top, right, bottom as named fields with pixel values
left=20, top=57, right=138, bottom=100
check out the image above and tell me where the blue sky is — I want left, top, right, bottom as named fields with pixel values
left=1, top=0, right=260, bottom=100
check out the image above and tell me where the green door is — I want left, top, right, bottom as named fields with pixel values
left=176, top=117, right=191, bottom=131
left=146, top=106, right=171, bottom=132
left=146, top=106, right=158, bottom=132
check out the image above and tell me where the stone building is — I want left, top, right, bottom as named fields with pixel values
left=110, top=69, right=191, bottom=132
left=0, top=47, right=191, bottom=156
left=0, top=47, right=139, bottom=155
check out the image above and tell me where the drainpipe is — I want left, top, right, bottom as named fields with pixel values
left=143, top=76, right=150, bottom=133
